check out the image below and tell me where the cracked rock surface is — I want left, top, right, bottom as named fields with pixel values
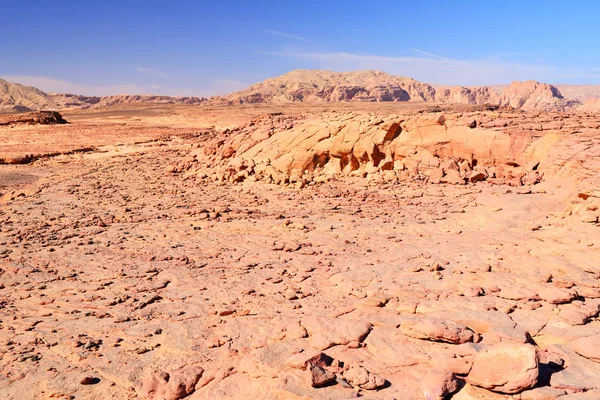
left=1, top=103, right=599, bottom=399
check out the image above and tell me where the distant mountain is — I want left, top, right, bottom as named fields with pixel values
left=1, top=70, right=595, bottom=113
left=499, top=80, right=579, bottom=111
left=0, top=79, right=57, bottom=112
left=0, top=79, right=210, bottom=113
left=494, top=83, right=600, bottom=103
left=553, top=85, right=600, bottom=102
left=225, top=70, right=500, bottom=105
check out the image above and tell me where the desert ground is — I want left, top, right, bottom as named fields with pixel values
left=1, top=102, right=599, bottom=400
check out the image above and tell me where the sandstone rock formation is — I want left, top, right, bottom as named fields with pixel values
left=93, top=94, right=208, bottom=108
left=185, top=111, right=548, bottom=188
left=421, top=369, right=459, bottom=400
left=433, top=85, right=500, bottom=105
left=0, top=111, right=67, bottom=126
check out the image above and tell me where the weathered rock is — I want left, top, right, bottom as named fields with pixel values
left=401, top=318, right=475, bottom=344
left=537, top=285, right=578, bottom=304
left=142, top=366, right=204, bottom=400
left=421, top=368, right=459, bottom=400
left=570, top=335, right=600, bottom=362
left=467, top=344, right=539, bottom=394
left=307, top=363, right=336, bottom=388
left=342, top=366, right=386, bottom=390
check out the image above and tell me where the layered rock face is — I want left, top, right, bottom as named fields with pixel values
left=93, top=94, right=208, bottom=107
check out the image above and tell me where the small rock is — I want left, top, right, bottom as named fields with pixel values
left=342, top=366, right=385, bottom=390
left=421, top=369, right=459, bottom=400
left=80, top=376, right=98, bottom=385
left=307, top=363, right=336, bottom=388
left=468, top=171, right=487, bottom=183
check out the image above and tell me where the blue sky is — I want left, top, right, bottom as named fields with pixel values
left=2, top=0, right=600, bottom=96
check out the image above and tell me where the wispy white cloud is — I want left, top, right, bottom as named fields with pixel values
left=265, top=29, right=312, bottom=42
left=1, top=75, right=251, bottom=97
left=410, top=48, right=448, bottom=60
left=263, top=50, right=598, bottom=85
left=136, top=66, right=172, bottom=78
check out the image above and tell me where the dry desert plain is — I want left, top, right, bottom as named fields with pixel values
left=0, top=102, right=600, bottom=400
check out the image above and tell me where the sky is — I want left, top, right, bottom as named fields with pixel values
left=2, top=0, right=600, bottom=96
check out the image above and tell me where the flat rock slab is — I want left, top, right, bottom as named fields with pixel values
left=400, top=318, right=475, bottom=344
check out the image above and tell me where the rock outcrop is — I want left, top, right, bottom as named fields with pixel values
left=0, top=110, right=68, bottom=126
left=185, top=111, right=549, bottom=188
left=93, top=94, right=208, bottom=108
left=434, top=85, right=500, bottom=105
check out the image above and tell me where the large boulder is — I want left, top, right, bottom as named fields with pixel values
left=466, top=343, right=539, bottom=394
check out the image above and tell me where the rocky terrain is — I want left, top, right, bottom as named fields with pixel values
left=0, top=102, right=599, bottom=400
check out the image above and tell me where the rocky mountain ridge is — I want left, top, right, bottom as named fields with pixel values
left=226, top=70, right=502, bottom=105
left=2, top=70, right=599, bottom=112
left=0, top=79, right=211, bottom=113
